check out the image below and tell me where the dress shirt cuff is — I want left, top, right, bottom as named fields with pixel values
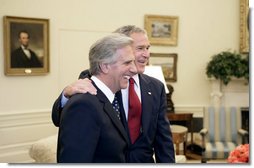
left=61, top=92, right=69, bottom=108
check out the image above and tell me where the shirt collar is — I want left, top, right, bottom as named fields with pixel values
left=131, top=74, right=140, bottom=88
left=21, top=45, right=27, bottom=50
left=91, top=76, right=115, bottom=103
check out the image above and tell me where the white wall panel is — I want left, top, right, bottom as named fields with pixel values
left=0, top=110, right=57, bottom=163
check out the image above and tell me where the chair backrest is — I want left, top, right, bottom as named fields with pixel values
left=203, top=106, right=242, bottom=144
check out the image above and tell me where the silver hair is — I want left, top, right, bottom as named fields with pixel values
left=113, top=25, right=147, bottom=37
left=89, top=33, right=133, bottom=75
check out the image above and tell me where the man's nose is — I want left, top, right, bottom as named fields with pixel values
left=142, top=49, right=150, bottom=58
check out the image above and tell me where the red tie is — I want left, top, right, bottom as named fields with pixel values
left=128, top=78, right=141, bottom=144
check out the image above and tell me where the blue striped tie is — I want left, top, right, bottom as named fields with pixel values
left=112, top=95, right=121, bottom=120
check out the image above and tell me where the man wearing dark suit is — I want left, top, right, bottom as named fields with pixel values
left=11, top=31, right=42, bottom=68
left=53, top=26, right=175, bottom=163
left=57, top=33, right=137, bottom=163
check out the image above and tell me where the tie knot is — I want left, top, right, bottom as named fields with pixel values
left=113, top=96, right=118, bottom=105
left=129, top=78, right=135, bottom=84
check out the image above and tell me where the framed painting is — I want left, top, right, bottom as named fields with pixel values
left=239, top=0, right=249, bottom=53
left=144, top=15, right=178, bottom=46
left=149, top=53, right=177, bottom=82
left=3, top=16, right=49, bottom=76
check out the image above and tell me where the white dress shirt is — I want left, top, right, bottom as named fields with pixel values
left=21, top=45, right=31, bottom=59
left=90, top=76, right=115, bottom=103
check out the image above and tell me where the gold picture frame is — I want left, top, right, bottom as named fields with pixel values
left=149, top=53, right=177, bottom=82
left=4, top=16, right=49, bottom=76
left=239, top=0, right=249, bottom=53
left=144, top=15, right=178, bottom=46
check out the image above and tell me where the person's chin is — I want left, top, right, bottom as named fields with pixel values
left=137, top=69, right=145, bottom=74
left=137, top=65, right=146, bottom=73
left=120, top=82, right=128, bottom=89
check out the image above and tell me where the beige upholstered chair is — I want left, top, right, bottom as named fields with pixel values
left=200, top=106, right=248, bottom=163
left=29, top=134, right=57, bottom=163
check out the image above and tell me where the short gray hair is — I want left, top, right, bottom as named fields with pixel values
left=113, top=25, right=147, bottom=37
left=89, top=33, right=133, bottom=75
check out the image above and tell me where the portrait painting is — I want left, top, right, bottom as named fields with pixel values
left=4, top=16, right=49, bottom=76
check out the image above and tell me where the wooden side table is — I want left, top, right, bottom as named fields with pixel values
left=167, top=113, right=201, bottom=159
left=167, top=113, right=193, bottom=145
left=170, top=125, right=188, bottom=155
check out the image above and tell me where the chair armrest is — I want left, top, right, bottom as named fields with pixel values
left=238, top=128, right=248, bottom=136
left=199, top=128, right=208, bottom=137
left=29, top=135, right=57, bottom=163
left=238, top=128, right=249, bottom=144
left=199, top=128, right=208, bottom=163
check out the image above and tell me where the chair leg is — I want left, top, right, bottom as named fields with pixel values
left=175, top=143, right=180, bottom=155
left=201, top=158, right=207, bottom=163
left=201, top=147, right=207, bottom=163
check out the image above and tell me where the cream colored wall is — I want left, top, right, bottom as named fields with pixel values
left=0, top=0, right=241, bottom=162
left=0, top=0, right=241, bottom=112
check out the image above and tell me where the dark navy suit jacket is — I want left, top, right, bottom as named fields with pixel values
left=123, top=74, right=175, bottom=163
left=52, top=70, right=175, bottom=163
left=57, top=82, right=129, bottom=163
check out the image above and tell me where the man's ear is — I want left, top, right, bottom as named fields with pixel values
left=99, top=63, right=110, bottom=74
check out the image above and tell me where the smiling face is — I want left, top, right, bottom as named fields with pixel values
left=129, top=32, right=151, bottom=74
left=107, top=45, right=137, bottom=93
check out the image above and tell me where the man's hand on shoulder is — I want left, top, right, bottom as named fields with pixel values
left=63, top=78, right=97, bottom=98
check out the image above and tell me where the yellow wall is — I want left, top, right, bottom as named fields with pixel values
left=0, top=0, right=242, bottom=113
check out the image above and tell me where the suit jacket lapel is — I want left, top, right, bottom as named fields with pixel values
left=103, top=101, right=130, bottom=143
left=93, top=82, right=130, bottom=144
left=139, top=74, right=154, bottom=134
left=115, top=91, right=131, bottom=143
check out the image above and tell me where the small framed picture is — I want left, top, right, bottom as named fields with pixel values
left=3, top=16, right=49, bottom=76
left=144, top=15, right=178, bottom=46
left=149, top=53, right=177, bottom=82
